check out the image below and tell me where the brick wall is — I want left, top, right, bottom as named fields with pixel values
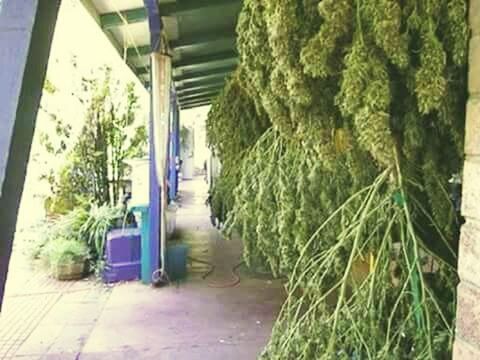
left=453, top=1, right=480, bottom=358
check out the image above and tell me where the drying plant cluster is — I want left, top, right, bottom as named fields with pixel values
left=206, top=0, right=469, bottom=358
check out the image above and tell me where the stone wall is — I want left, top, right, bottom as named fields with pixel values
left=453, top=0, right=480, bottom=358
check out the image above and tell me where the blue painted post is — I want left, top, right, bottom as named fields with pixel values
left=0, top=0, right=60, bottom=309
left=143, top=0, right=165, bottom=284
left=142, top=0, right=162, bottom=51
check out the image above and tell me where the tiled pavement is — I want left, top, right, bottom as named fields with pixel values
left=0, top=246, right=111, bottom=360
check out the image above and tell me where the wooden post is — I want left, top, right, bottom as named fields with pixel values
left=0, top=0, right=60, bottom=309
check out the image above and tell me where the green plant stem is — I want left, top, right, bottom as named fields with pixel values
left=326, top=168, right=391, bottom=355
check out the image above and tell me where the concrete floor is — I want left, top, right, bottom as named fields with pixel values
left=1, top=176, right=285, bottom=359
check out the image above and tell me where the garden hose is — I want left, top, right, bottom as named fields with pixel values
left=188, top=256, right=244, bottom=288
left=207, top=261, right=243, bottom=289
left=152, top=268, right=170, bottom=287
left=188, top=256, right=215, bottom=279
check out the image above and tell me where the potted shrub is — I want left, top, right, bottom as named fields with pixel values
left=45, top=238, right=89, bottom=280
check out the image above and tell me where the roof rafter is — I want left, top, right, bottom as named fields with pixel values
left=178, top=89, right=220, bottom=102
left=175, top=72, right=229, bottom=87
left=171, top=31, right=236, bottom=50
left=181, top=101, right=212, bottom=110
left=136, top=51, right=237, bottom=75
left=177, top=82, right=225, bottom=94
left=100, top=0, right=240, bottom=30
left=80, top=0, right=148, bottom=87
left=176, top=78, right=226, bottom=92
left=174, top=50, right=237, bottom=70
left=174, top=64, right=236, bottom=81
left=126, top=31, right=236, bottom=59
left=180, top=99, right=213, bottom=108
left=180, top=94, right=217, bottom=106
left=177, top=84, right=224, bottom=97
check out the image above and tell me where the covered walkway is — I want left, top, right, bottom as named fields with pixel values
left=0, top=177, right=284, bottom=359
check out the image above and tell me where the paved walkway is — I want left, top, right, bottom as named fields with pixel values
left=0, top=241, right=112, bottom=360
left=1, top=176, right=284, bottom=359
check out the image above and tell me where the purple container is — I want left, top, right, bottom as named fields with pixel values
left=105, top=228, right=141, bottom=264
left=102, top=228, right=141, bottom=283
left=102, top=262, right=141, bottom=283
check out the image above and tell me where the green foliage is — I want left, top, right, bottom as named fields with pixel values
left=44, top=67, right=147, bottom=214
left=80, top=204, right=124, bottom=262
left=179, top=125, right=190, bottom=148
left=415, top=30, right=447, bottom=115
left=44, top=239, right=88, bottom=267
left=301, top=0, right=354, bottom=78
left=43, top=78, right=58, bottom=95
left=38, top=113, right=72, bottom=157
left=31, top=207, right=89, bottom=265
left=206, top=0, right=468, bottom=357
left=31, top=204, right=124, bottom=270
left=443, top=0, right=469, bottom=66
left=206, top=71, right=271, bottom=223
left=206, top=72, right=270, bottom=164
left=45, top=207, right=90, bottom=245
left=209, top=162, right=241, bottom=225
left=370, top=0, right=410, bottom=69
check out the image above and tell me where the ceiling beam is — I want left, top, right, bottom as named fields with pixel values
left=80, top=1, right=124, bottom=56
left=180, top=92, right=216, bottom=102
left=81, top=1, right=144, bottom=83
left=136, top=67, right=150, bottom=75
left=180, top=94, right=218, bottom=106
left=179, top=93, right=214, bottom=101
left=180, top=99, right=213, bottom=108
left=136, top=52, right=237, bottom=75
left=101, top=0, right=240, bottom=30
left=173, top=50, right=237, bottom=70
left=174, top=64, right=236, bottom=81
left=127, top=45, right=150, bottom=58
left=175, top=78, right=226, bottom=92
left=126, top=32, right=236, bottom=59
left=179, top=90, right=221, bottom=102
left=175, top=72, right=229, bottom=87
left=101, top=8, right=146, bottom=29
left=171, top=32, right=235, bottom=50
left=176, top=84, right=224, bottom=97
left=181, top=101, right=212, bottom=110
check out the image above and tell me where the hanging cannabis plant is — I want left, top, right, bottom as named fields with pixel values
left=206, top=71, right=271, bottom=223
left=206, top=0, right=469, bottom=358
